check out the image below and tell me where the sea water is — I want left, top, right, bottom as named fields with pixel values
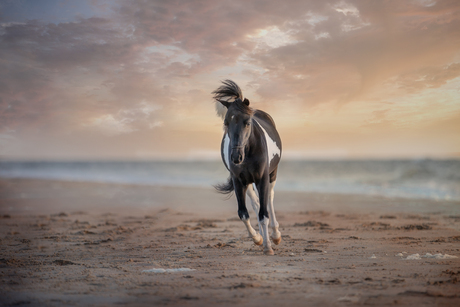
left=0, top=159, right=459, bottom=201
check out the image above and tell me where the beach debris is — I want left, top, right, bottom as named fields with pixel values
left=380, top=215, right=396, bottom=219
left=304, top=248, right=322, bottom=253
left=294, top=221, right=329, bottom=227
left=142, top=268, right=195, bottom=273
left=396, top=253, right=404, bottom=257
left=53, top=260, right=76, bottom=265
left=74, top=230, right=97, bottom=235
left=369, top=254, right=377, bottom=259
left=230, top=282, right=261, bottom=289
left=399, top=224, right=432, bottom=230
left=404, top=253, right=458, bottom=260
left=179, top=295, right=199, bottom=300
left=51, top=212, right=68, bottom=217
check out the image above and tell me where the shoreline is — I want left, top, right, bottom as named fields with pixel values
left=2, top=158, right=459, bottom=202
left=2, top=178, right=459, bottom=215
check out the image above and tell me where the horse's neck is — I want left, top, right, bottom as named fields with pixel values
left=248, top=119, right=264, bottom=154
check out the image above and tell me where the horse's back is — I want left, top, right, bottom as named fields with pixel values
left=254, top=110, right=277, bottom=128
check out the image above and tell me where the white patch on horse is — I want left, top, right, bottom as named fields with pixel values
left=259, top=216, right=273, bottom=255
left=246, top=184, right=263, bottom=245
left=254, top=119, right=280, bottom=165
left=223, top=133, right=230, bottom=169
left=246, top=184, right=260, bottom=214
left=267, top=180, right=281, bottom=244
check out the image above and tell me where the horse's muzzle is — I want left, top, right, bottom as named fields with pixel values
left=231, top=148, right=244, bottom=165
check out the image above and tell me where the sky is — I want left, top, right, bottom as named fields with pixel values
left=0, top=0, right=459, bottom=160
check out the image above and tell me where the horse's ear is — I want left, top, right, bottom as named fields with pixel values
left=217, top=99, right=230, bottom=108
left=243, top=98, right=250, bottom=106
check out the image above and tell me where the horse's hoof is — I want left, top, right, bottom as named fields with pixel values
left=271, top=236, right=281, bottom=245
left=253, top=234, right=263, bottom=246
left=264, top=248, right=274, bottom=256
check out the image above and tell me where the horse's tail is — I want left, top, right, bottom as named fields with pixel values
left=214, top=176, right=234, bottom=195
left=212, top=80, right=244, bottom=119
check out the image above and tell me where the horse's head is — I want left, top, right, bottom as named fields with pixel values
left=219, top=98, right=253, bottom=165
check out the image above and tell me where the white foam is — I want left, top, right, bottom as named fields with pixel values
left=405, top=253, right=421, bottom=260
left=142, top=268, right=195, bottom=273
left=404, top=253, right=458, bottom=260
left=422, top=253, right=458, bottom=259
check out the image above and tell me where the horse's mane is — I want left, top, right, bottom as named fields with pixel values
left=212, top=80, right=244, bottom=101
left=212, top=80, right=245, bottom=119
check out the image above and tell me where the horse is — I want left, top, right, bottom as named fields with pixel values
left=212, top=80, right=282, bottom=255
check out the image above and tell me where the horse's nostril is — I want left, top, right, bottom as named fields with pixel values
left=231, top=150, right=244, bottom=164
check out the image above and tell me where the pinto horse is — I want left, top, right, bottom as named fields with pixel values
left=213, top=80, right=282, bottom=255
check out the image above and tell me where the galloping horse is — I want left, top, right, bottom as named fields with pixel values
left=213, top=80, right=282, bottom=255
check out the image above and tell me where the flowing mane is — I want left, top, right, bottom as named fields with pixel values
left=212, top=80, right=245, bottom=119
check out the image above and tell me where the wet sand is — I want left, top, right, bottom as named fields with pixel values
left=1, top=179, right=459, bottom=306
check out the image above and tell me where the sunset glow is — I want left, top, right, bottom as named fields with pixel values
left=1, top=0, right=459, bottom=160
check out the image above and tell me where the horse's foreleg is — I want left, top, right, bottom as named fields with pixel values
left=233, top=179, right=261, bottom=245
left=246, top=184, right=262, bottom=245
left=267, top=180, right=281, bottom=245
left=257, top=177, right=274, bottom=255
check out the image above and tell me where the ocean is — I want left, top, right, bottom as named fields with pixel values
left=0, top=159, right=459, bottom=201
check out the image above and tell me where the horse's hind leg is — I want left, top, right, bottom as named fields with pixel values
left=268, top=180, right=281, bottom=245
left=246, top=184, right=263, bottom=245
left=242, top=219, right=262, bottom=246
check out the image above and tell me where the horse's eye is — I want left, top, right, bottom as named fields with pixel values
left=245, top=122, right=250, bottom=127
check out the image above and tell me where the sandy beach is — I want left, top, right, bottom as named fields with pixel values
left=1, top=178, right=459, bottom=306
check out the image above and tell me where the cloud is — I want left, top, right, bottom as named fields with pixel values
left=247, top=0, right=460, bottom=105
left=395, top=63, right=460, bottom=92
left=84, top=101, right=162, bottom=135
left=0, top=0, right=459, bottom=158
